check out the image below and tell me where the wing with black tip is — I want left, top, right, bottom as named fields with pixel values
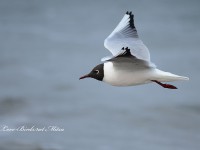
left=103, top=11, right=150, bottom=62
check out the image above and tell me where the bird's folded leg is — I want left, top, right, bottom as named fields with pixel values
left=151, top=80, right=177, bottom=89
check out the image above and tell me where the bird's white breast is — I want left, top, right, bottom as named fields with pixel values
left=103, top=62, right=152, bottom=86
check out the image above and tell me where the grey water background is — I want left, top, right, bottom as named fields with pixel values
left=0, top=0, right=199, bottom=150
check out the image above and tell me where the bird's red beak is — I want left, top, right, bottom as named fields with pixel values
left=79, top=74, right=90, bottom=80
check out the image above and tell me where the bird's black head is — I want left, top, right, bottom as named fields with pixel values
left=80, top=64, right=104, bottom=81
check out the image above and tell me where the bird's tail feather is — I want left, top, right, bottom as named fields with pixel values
left=153, top=69, right=189, bottom=82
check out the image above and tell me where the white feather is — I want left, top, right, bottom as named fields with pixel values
left=103, top=12, right=150, bottom=62
left=102, top=62, right=189, bottom=87
left=103, top=62, right=153, bottom=86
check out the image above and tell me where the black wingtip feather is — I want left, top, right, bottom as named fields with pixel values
left=126, top=11, right=132, bottom=15
left=125, top=47, right=131, bottom=55
left=129, top=14, right=135, bottom=29
left=115, top=47, right=132, bottom=58
left=125, top=11, right=136, bottom=29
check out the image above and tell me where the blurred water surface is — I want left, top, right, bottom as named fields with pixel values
left=0, top=0, right=200, bottom=150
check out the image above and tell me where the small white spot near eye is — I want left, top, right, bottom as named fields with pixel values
left=95, top=70, right=99, bottom=74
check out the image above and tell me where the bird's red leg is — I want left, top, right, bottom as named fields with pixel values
left=151, top=80, right=177, bottom=89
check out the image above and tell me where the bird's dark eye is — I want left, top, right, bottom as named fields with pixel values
left=94, top=70, right=99, bottom=74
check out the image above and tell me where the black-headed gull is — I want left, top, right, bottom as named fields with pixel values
left=80, top=11, right=189, bottom=89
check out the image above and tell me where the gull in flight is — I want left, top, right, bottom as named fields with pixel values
left=80, top=11, right=189, bottom=89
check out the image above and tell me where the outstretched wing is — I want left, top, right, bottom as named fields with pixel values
left=103, top=11, right=150, bottom=62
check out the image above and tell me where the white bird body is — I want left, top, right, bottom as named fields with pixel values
left=103, top=61, right=152, bottom=86
left=103, top=60, right=188, bottom=87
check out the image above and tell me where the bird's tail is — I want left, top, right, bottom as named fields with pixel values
left=153, top=69, right=189, bottom=82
